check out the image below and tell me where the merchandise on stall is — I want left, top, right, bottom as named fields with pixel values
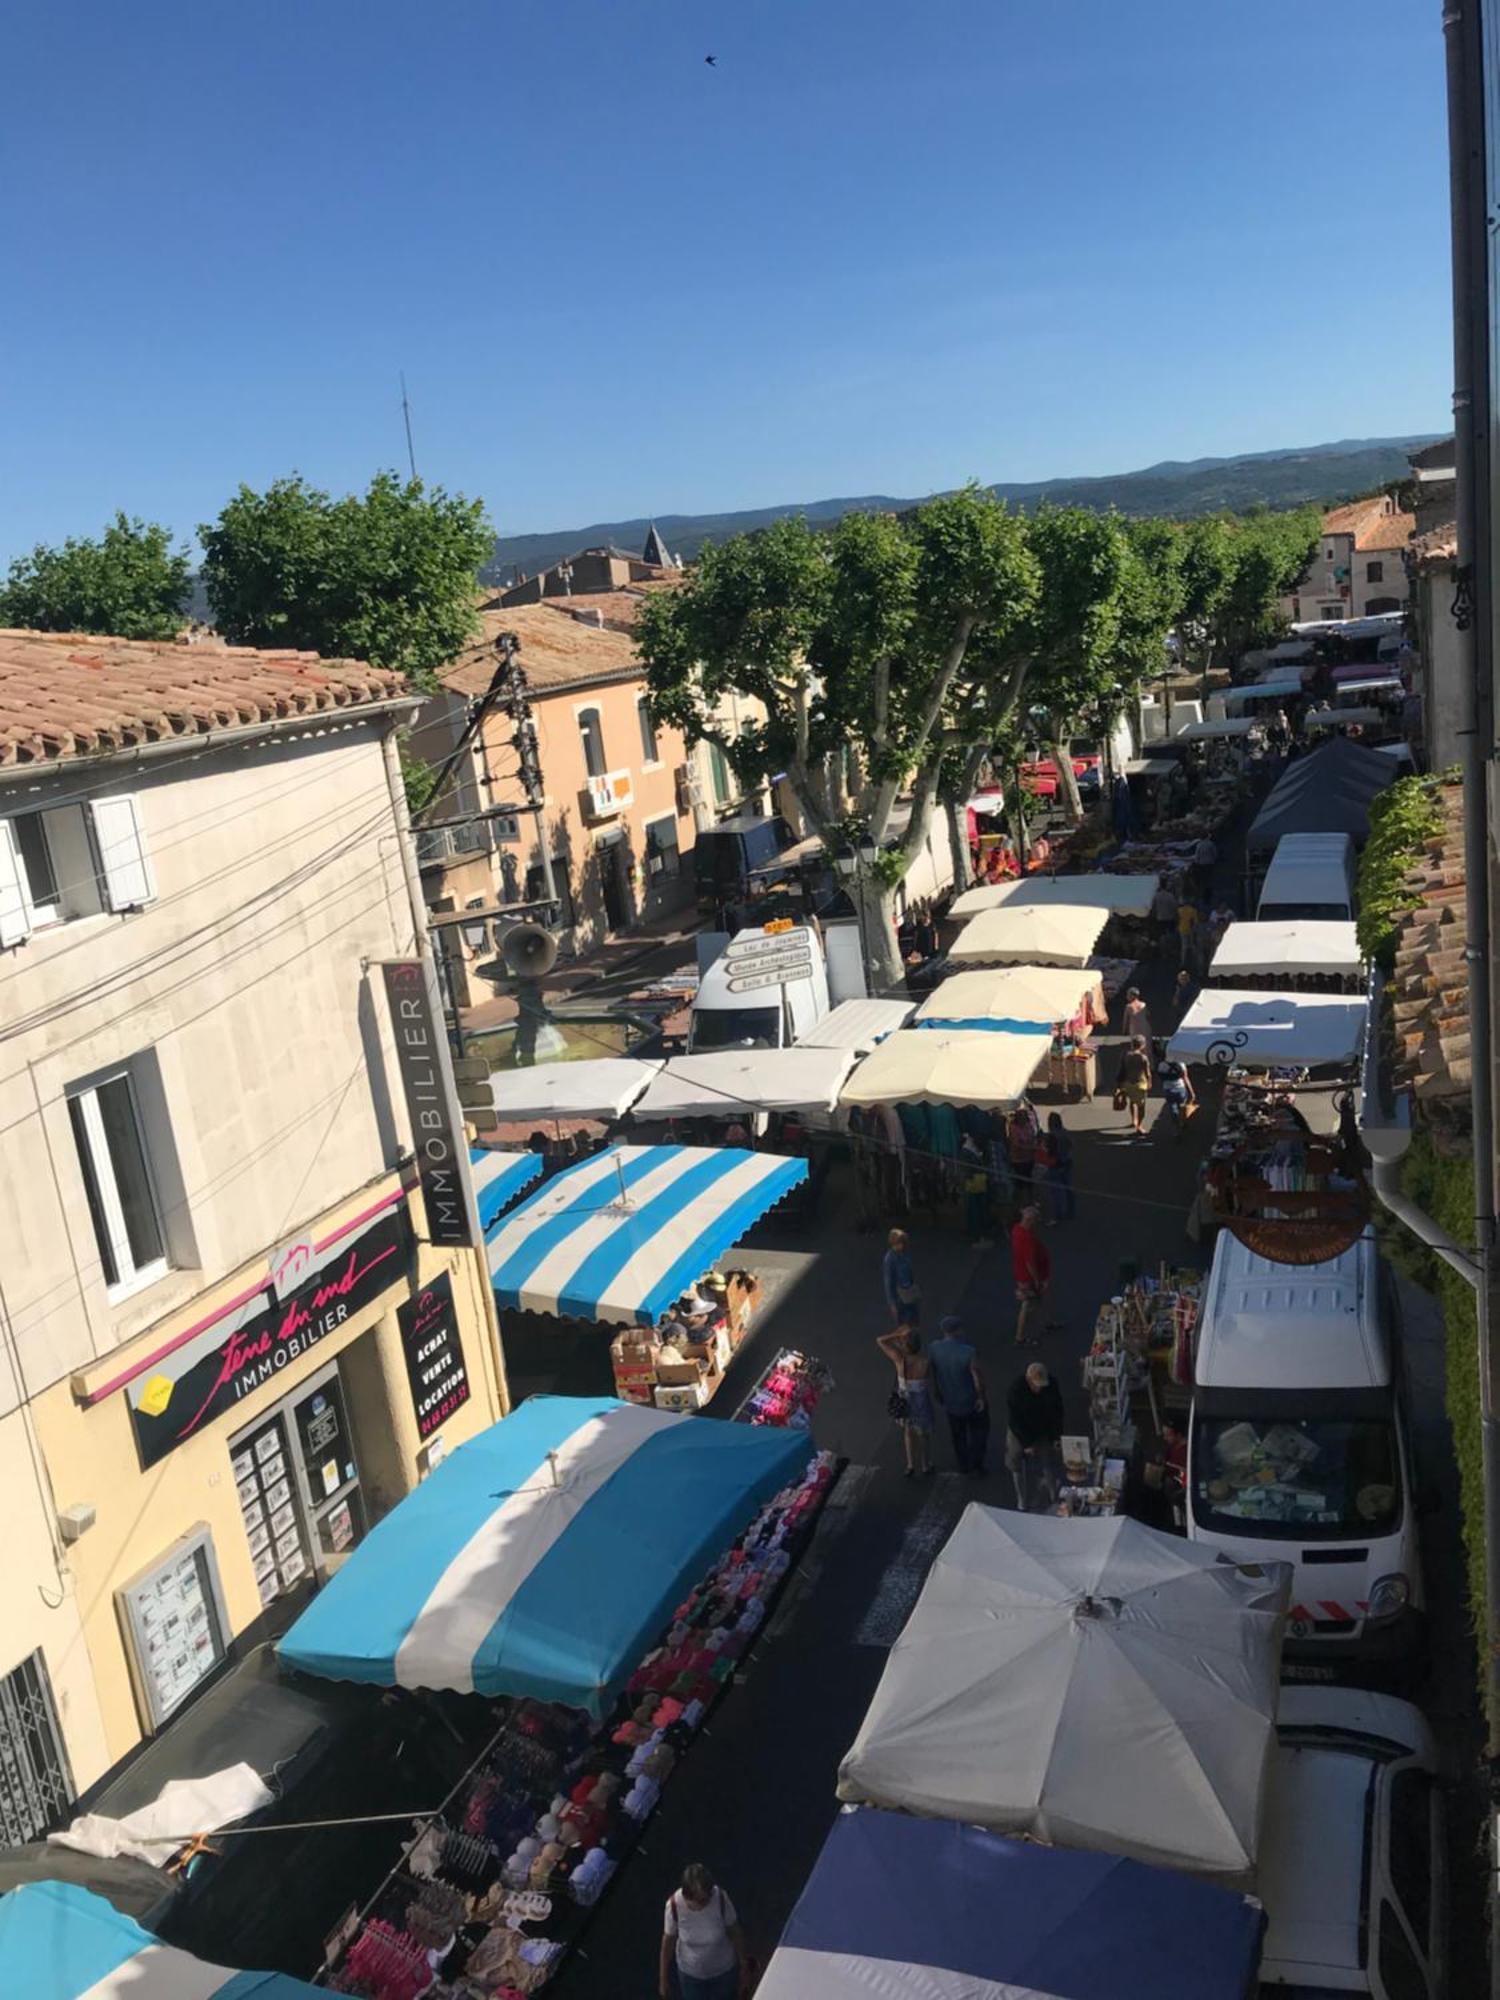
left=319, top=1450, right=839, bottom=2000
left=609, top=1271, right=764, bottom=1410
left=1202, top=1066, right=1370, bottom=1262
left=735, top=1348, right=833, bottom=1429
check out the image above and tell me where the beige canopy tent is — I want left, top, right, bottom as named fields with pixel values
left=1208, top=920, right=1362, bottom=982
left=633, top=1047, right=856, bottom=1120
left=950, top=874, right=1159, bottom=922
left=915, top=964, right=1103, bottom=1027
left=839, top=1028, right=1046, bottom=1110
left=947, top=902, right=1109, bottom=969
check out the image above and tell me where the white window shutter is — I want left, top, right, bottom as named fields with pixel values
left=0, top=820, right=34, bottom=947
left=88, top=795, right=157, bottom=911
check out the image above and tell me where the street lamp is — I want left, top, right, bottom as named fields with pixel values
left=834, top=837, right=881, bottom=991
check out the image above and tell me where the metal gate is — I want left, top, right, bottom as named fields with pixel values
left=0, top=1649, right=74, bottom=1843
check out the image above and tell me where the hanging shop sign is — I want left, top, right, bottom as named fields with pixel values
left=398, top=1270, right=471, bottom=1441
left=126, top=1204, right=414, bottom=1470
left=381, top=957, right=480, bottom=1249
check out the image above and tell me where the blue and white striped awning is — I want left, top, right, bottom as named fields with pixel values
left=0, top=1879, right=322, bottom=1999
left=279, top=1396, right=812, bottom=1714
left=469, top=1144, right=545, bottom=1232
left=484, top=1144, right=807, bottom=1326
left=758, top=1809, right=1264, bottom=2000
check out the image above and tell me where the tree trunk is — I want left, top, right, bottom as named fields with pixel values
left=944, top=795, right=971, bottom=892
left=851, top=871, right=904, bottom=995
left=1049, top=719, right=1084, bottom=823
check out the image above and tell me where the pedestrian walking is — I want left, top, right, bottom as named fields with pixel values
left=1115, top=1035, right=1153, bottom=1137
left=1173, top=967, right=1196, bottom=1023
left=877, top=1324, right=935, bottom=1477
left=660, top=1863, right=751, bottom=2000
left=1010, top=1203, right=1052, bottom=1346
left=1175, top=897, right=1201, bottom=969
left=960, top=1135, right=993, bottom=1246
left=1006, top=1104, right=1038, bottom=1199
left=1157, top=1052, right=1197, bottom=1137
left=1193, top=833, right=1217, bottom=901
left=1039, top=1111, right=1075, bottom=1222
left=882, top=1226, right=920, bottom=1325
left=928, top=1314, right=989, bottom=1476
left=1150, top=878, right=1179, bottom=957
left=1005, top=1360, right=1066, bottom=1512
left=1121, top=986, right=1153, bottom=1049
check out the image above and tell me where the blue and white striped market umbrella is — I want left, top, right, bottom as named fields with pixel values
left=468, top=1143, right=544, bottom=1232
left=483, top=1144, right=807, bottom=1326
left=0, top=1880, right=323, bottom=1999
left=279, top=1395, right=812, bottom=1715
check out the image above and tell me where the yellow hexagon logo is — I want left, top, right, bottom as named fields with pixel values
left=138, top=1374, right=174, bottom=1418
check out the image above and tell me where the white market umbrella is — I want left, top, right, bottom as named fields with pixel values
left=489, top=1057, right=660, bottom=1122
left=837, top=1509, right=1289, bottom=1885
left=1208, top=920, right=1361, bottom=982
left=915, top=964, right=1103, bottom=1027
left=838, top=1028, right=1045, bottom=1110
left=951, top=874, right=1160, bottom=922
left=947, top=902, right=1108, bottom=968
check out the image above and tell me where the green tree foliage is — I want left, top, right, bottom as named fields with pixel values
left=638, top=489, right=1039, bottom=984
left=0, top=513, right=191, bottom=639
left=1016, top=509, right=1130, bottom=821
left=1355, top=772, right=1446, bottom=965
left=200, top=473, right=494, bottom=688
left=1217, top=505, right=1322, bottom=658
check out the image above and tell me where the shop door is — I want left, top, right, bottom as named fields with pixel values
left=600, top=840, right=630, bottom=932
left=287, top=1365, right=366, bottom=1569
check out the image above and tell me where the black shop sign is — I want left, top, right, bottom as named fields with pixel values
left=397, top=1271, right=471, bottom=1441
left=126, top=1206, right=414, bottom=1469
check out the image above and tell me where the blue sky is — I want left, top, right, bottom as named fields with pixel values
left=1, top=0, right=1450, bottom=562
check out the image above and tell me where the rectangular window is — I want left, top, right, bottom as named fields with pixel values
left=644, top=815, right=681, bottom=879
left=0, top=796, right=151, bottom=948
left=0, top=1650, right=73, bottom=1844
left=709, top=741, right=731, bottom=805
left=578, top=707, right=607, bottom=779
left=68, top=1069, right=168, bottom=1296
left=637, top=696, right=660, bottom=765
left=1367, top=560, right=1384, bottom=582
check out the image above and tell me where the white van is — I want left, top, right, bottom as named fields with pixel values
left=1186, top=1232, right=1424, bottom=1676
left=1257, top=831, right=1357, bottom=923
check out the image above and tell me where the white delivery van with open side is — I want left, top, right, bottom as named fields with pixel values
left=1186, top=1230, right=1425, bottom=1678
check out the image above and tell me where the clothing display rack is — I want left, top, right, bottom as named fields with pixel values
left=733, top=1348, right=833, bottom=1430
left=324, top=1452, right=839, bottom=2000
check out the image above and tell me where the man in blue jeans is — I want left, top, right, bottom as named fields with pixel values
left=928, top=1315, right=989, bottom=1475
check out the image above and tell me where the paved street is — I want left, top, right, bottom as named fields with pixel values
left=530, top=920, right=1484, bottom=1996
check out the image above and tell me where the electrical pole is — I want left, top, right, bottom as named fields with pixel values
left=400, top=373, right=418, bottom=482
left=493, top=632, right=559, bottom=920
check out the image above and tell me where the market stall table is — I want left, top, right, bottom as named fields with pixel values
left=836, top=1510, right=1289, bottom=1884
left=756, top=1807, right=1265, bottom=2000
left=946, top=901, right=1109, bottom=968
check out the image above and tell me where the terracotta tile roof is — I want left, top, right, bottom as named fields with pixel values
left=442, top=602, right=644, bottom=699
left=1391, top=782, right=1471, bottom=1119
left=0, top=629, right=408, bottom=771
left=539, top=586, right=680, bottom=634
left=1355, top=510, right=1414, bottom=553
left=1322, top=497, right=1390, bottom=537
left=1412, top=520, right=1457, bottom=566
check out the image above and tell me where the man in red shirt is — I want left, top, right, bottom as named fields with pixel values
left=1010, top=1203, right=1051, bottom=1347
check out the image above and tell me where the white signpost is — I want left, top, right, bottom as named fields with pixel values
left=722, top=927, right=814, bottom=993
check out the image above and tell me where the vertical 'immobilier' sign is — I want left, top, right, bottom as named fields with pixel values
left=381, top=959, right=476, bottom=1248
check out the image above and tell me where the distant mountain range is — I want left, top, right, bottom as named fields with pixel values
left=484, top=434, right=1442, bottom=580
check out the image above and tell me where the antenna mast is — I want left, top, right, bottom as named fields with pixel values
left=400, top=372, right=418, bottom=481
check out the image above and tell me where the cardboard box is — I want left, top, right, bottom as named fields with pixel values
left=655, top=1355, right=707, bottom=1387
left=654, top=1367, right=723, bottom=1413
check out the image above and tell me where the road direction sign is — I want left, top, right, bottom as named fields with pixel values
left=725, top=956, right=814, bottom=993
left=724, top=927, right=811, bottom=964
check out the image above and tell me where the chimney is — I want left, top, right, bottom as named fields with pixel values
left=593, top=609, right=604, bottom=628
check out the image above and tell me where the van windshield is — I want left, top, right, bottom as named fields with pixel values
left=689, top=1005, right=782, bottom=1052
left=1191, top=1412, right=1401, bottom=1541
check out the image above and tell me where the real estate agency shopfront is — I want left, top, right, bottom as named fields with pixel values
left=32, top=1173, right=503, bottom=1771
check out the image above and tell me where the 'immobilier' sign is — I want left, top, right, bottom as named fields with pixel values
left=381, top=959, right=479, bottom=1250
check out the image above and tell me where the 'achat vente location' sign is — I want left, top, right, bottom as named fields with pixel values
left=382, top=959, right=478, bottom=1249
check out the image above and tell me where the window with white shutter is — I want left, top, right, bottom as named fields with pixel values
left=87, top=795, right=156, bottom=911
left=0, top=820, right=34, bottom=947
